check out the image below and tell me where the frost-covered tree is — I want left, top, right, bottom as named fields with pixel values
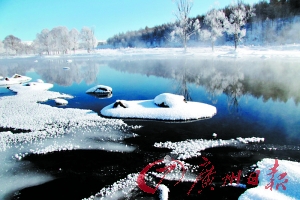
left=3, top=35, right=21, bottom=54
left=203, top=8, right=227, bottom=51
left=49, top=26, right=70, bottom=54
left=35, top=29, right=51, bottom=54
left=0, top=41, right=5, bottom=54
left=171, top=0, right=200, bottom=51
left=225, top=1, right=255, bottom=50
left=69, top=28, right=80, bottom=53
left=80, top=27, right=97, bottom=53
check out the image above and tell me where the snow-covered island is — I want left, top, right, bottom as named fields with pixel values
left=101, top=93, right=217, bottom=121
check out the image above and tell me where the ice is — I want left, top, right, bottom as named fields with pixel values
left=0, top=87, right=138, bottom=199
left=101, top=93, right=217, bottom=121
left=239, top=158, right=300, bottom=200
left=83, top=173, right=139, bottom=200
left=154, top=137, right=265, bottom=159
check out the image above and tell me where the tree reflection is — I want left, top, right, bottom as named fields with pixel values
left=175, top=59, right=192, bottom=101
left=1, top=56, right=300, bottom=107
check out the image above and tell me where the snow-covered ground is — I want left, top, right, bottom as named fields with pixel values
left=1, top=45, right=300, bottom=60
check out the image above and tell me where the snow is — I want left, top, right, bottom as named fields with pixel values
left=239, top=158, right=300, bottom=200
left=101, top=93, right=217, bottom=121
left=154, top=137, right=265, bottom=160
left=2, top=45, right=300, bottom=60
left=154, top=93, right=186, bottom=107
left=158, top=184, right=170, bottom=200
left=86, top=85, right=112, bottom=94
left=0, top=83, right=139, bottom=199
left=0, top=74, right=32, bottom=86
left=54, top=98, right=68, bottom=105
left=8, top=80, right=53, bottom=92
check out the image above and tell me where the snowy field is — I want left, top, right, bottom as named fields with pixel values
left=0, top=46, right=300, bottom=199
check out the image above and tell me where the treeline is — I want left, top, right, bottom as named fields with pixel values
left=0, top=26, right=97, bottom=55
left=103, top=0, right=300, bottom=48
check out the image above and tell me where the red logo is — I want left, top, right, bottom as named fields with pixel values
left=137, top=155, right=186, bottom=194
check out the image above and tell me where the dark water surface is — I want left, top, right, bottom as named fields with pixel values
left=0, top=56, right=300, bottom=199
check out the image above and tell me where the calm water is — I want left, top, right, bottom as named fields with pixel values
left=0, top=56, right=300, bottom=199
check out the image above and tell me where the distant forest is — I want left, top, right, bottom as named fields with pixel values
left=102, top=0, right=300, bottom=48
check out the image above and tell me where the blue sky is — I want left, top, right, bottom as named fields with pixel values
left=0, top=0, right=261, bottom=41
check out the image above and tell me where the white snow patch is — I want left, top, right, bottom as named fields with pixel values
left=239, top=158, right=300, bottom=200
left=154, top=137, right=265, bottom=160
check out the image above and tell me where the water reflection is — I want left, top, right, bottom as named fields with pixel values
left=0, top=58, right=103, bottom=86
left=0, top=57, right=299, bottom=106
left=107, top=57, right=300, bottom=107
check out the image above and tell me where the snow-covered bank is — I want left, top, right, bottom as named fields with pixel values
left=239, top=158, right=300, bottom=200
left=1, top=44, right=300, bottom=60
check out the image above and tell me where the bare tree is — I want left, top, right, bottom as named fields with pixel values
left=171, top=0, right=200, bottom=52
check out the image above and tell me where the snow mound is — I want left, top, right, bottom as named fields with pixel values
left=239, top=158, right=300, bottom=200
left=9, top=80, right=53, bottom=92
left=0, top=74, right=31, bottom=87
left=101, top=93, right=217, bottom=121
left=86, top=85, right=112, bottom=95
left=154, top=93, right=186, bottom=107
